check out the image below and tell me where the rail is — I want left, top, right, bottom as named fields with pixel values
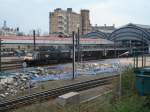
left=0, top=75, right=118, bottom=111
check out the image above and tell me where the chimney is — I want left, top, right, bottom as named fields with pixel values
left=67, top=8, right=72, bottom=12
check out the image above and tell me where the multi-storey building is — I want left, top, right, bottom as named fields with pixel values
left=49, top=8, right=91, bottom=36
left=80, top=9, right=91, bottom=35
left=67, top=8, right=81, bottom=35
left=49, top=8, right=68, bottom=35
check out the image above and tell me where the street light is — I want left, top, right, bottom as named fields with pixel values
left=33, top=30, right=36, bottom=52
left=118, top=51, right=129, bottom=98
left=76, top=24, right=80, bottom=63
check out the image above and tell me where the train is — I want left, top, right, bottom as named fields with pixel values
left=24, top=49, right=72, bottom=66
left=23, top=50, right=106, bottom=67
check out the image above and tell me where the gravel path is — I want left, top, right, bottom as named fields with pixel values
left=79, top=84, right=112, bottom=102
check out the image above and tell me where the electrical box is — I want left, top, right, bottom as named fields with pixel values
left=135, top=68, right=150, bottom=95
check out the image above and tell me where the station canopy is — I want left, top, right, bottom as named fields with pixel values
left=108, top=23, right=150, bottom=44
left=82, top=31, right=108, bottom=39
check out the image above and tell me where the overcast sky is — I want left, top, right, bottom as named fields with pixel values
left=0, top=0, right=150, bottom=34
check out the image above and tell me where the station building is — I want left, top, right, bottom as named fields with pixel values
left=82, top=23, right=150, bottom=55
left=0, top=35, right=115, bottom=58
left=109, top=23, right=150, bottom=54
left=1, top=23, right=150, bottom=57
left=0, top=35, right=113, bottom=51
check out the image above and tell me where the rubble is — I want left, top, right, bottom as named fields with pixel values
left=0, top=72, right=35, bottom=99
left=0, top=61, right=125, bottom=99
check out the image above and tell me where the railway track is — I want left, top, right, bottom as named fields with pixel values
left=2, top=64, right=22, bottom=71
left=0, top=75, right=118, bottom=111
left=1, top=58, right=104, bottom=71
left=1, top=60, right=23, bottom=71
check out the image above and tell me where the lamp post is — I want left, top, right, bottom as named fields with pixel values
left=118, top=55, right=121, bottom=98
left=72, top=31, right=75, bottom=80
left=118, top=51, right=129, bottom=98
left=77, top=24, right=80, bottom=63
left=33, top=30, right=36, bottom=52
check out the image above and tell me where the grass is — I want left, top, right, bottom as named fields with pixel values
left=112, top=96, right=150, bottom=112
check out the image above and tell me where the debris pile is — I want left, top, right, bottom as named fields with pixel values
left=0, top=62, right=125, bottom=99
left=0, top=66, right=73, bottom=99
left=0, top=72, right=34, bottom=99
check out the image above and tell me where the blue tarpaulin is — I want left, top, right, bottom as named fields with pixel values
left=31, top=67, right=116, bottom=83
left=31, top=72, right=79, bottom=83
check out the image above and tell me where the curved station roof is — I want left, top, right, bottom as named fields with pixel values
left=108, top=23, right=150, bottom=44
left=82, top=31, right=108, bottom=39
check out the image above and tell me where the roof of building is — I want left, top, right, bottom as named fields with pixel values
left=121, top=23, right=150, bottom=30
left=109, top=23, right=150, bottom=44
left=82, top=31, right=108, bottom=39
left=132, top=23, right=150, bottom=29
left=0, top=35, right=114, bottom=45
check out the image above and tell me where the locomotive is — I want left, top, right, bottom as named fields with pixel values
left=24, top=49, right=72, bottom=67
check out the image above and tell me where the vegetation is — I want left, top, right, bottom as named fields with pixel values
left=12, top=68, right=150, bottom=112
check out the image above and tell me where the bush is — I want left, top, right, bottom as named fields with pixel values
left=121, top=68, right=136, bottom=96
left=112, top=96, right=150, bottom=112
